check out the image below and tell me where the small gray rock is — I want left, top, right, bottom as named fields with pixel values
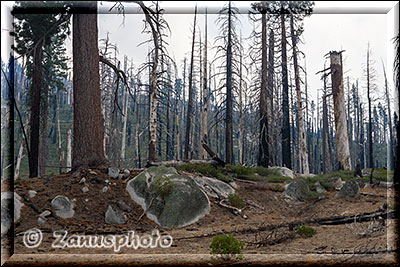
left=79, top=178, right=86, bottom=184
left=82, top=186, right=89, bottom=193
left=314, top=181, right=327, bottom=194
left=51, top=195, right=74, bottom=218
left=108, top=167, right=120, bottom=179
left=89, top=171, right=97, bottom=175
left=39, top=210, right=51, bottom=218
left=28, top=190, right=37, bottom=198
left=38, top=217, right=46, bottom=224
left=102, top=186, right=109, bottom=193
left=123, top=169, right=130, bottom=175
left=105, top=205, right=127, bottom=224
left=118, top=173, right=124, bottom=180
left=335, top=181, right=360, bottom=198
left=105, top=179, right=110, bottom=184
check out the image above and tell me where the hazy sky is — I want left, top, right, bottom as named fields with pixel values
left=1, top=1, right=398, bottom=109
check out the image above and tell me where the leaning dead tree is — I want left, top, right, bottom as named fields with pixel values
left=329, top=51, right=352, bottom=170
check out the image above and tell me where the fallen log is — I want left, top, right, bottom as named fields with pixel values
left=145, top=159, right=219, bottom=168
left=201, top=143, right=225, bottom=166
left=215, top=199, right=248, bottom=219
left=174, top=209, right=394, bottom=241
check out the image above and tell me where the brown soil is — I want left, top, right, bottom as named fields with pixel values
left=7, top=168, right=398, bottom=264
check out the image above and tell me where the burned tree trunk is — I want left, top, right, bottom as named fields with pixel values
left=382, top=61, right=394, bottom=170
left=184, top=7, right=197, bottom=160
left=281, top=13, right=291, bottom=169
left=267, top=28, right=275, bottom=166
left=201, top=10, right=208, bottom=160
left=290, top=14, right=309, bottom=174
left=329, top=51, right=351, bottom=170
left=225, top=2, right=233, bottom=165
left=258, top=8, right=269, bottom=167
left=366, top=47, right=373, bottom=170
left=66, top=129, right=72, bottom=172
left=120, top=56, right=129, bottom=162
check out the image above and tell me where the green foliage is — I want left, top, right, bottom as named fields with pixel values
left=225, top=164, right=253, bottom=177
left=210, top=234, right=244, bottom=260
left=271, top=184, right=285, bottom=192
left=174, top=163, right=294, bottom=184
left=303, top=168, right=393, bottom=188
left=254, top=166, right=279, bottom=177
left=153, top=177, right=174, bottom=198
left=295, top=225, right=317, bottom=238
left=174, top=164, right=233, bottom=182
left=227, top=193, right=245, bottom=209
left=266, top=175, right=293, bottom=183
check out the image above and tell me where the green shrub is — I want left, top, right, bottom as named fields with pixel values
left=266, top=175, right=292, bottom=183
left=295, top=225, right=317, bottom=238
left=210, top=234, right=244, bottom=260
left=254, top=166, right=279, bottom=177
left=271, top=184, right=285, bottom=192
left=153, top=177, right=174, bottom=198
left=216, top=173, right=233, bottom=183
left=227, top=193, right=245, bottom=209
left=226, top=164, right=253, bottom=177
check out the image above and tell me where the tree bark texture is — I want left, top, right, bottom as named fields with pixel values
left=184, top=7, right=197, bottom=160
left=29, top=39, right=44, bottom=178
left=72, top=5, right=107, bottom=169
left=329, top=51, right=351, bottom=170
left=290, top=15, right=309, bottom=174
left=258, top=10, right=269, bottom=167
left=281, top=14, right=291, bottom=169
left=225, top=2, right=233, bottom=165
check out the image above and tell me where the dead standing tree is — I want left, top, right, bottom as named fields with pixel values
left=184, top=6, right=197, bottom=160
left=329, top=51, right=352, bottom=170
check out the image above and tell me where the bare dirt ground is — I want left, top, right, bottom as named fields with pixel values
left=4, top=168, right=398, bottom=265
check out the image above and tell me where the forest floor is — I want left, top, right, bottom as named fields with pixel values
left=6, top=167, right=398, bottom=265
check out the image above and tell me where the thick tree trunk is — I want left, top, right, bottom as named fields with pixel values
left=290, top=15, right=309, bottom=174
left=329, top=51, right=351, bottom=170
left=258, top=10, right=269, bottom=167
left=72, top=4, right=108, bottom=169
left=29, top=39, right=44, bottom=178
left=39, top=91, right=48, bottom=177
left=184, top=7, right=197, bottom=160
left=281, top=13, right=291, bottom=169
left=225, top=2, right=233, bottom=165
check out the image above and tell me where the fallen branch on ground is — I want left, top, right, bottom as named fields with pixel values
left=174, top=209, right=394, bottom=241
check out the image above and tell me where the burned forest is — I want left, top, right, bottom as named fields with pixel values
left=1, top=1, right=399, bottom=266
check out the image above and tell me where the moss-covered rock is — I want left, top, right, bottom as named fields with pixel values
left=126, top=166, right=210, bottom=228
left=285, top=178, right=312, bottom=201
